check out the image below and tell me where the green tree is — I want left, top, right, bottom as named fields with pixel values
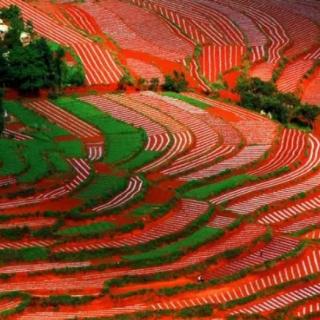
left=8, top=40, right=50, bottom=93
left=0, top=90, right=4, bottom=134
left=148, top=77, right=160, bottom=91
left=118, top=73, right=134, bottom=91
left=0, top=47, right=10, bottom=87
left=162, top=70, right=188, bottom=92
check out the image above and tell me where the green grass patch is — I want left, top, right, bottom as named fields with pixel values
left=123, top=227, right=222, bottom=263
left=120, top=150, right=161, bottom=171
left=163, top=92, right=210, bottom=109
left=0, top=247, right=49, bottom=263
left=53, top=97, right=148, bottom=164
left=183, top=174, right=257, bottom=200
left=106, top=132, right=144, bottom=164
left=75, top=174, right=127, bottom=201
left=4, top=101, right=68, bottom=138
left=57, top=221, right=115, bottom=237
left=54, top=97, right=137, bottom=134
left=47, top=152, right=70, bottom=173
left=0, top=139, right=25, bottom=176
left=57, top=140, right=85, bottom=158
left=17, top=141, right=51, bottom=184
left=3, top=101, right=86, bottom=183
left=131, top=204, right=163, bottom=217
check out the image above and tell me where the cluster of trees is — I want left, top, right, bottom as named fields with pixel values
left=118, top=70, right=188, bottom=93
left=236, top=76, right=320, bottom=128
left=0, top=5, right=84, bottom=95
left=0, top=90, right=4, bottom=134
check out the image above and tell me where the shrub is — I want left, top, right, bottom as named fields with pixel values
left=162, top=70, right=188, bottom=92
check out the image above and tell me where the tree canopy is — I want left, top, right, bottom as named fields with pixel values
left=236, top=75, right=320, bottom=128
left=0, top=5, right=84, bottom=95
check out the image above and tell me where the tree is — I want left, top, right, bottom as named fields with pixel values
left=162, top=71, right=188, bottom=92
left=149, top=77, right=160, bottom=91
left=0, top=89, right=4, bottom=134
left=118, top=73, right=134, bottom=91
left=136, top=77, right=147, bottom=91
left=8, top=40, right=50, bottom=93
left=1, top=5, right=25, bottom=49
left=0, top=47, right=10, bottom=87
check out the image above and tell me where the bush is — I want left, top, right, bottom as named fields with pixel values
left=162, top=71, right=188, bottom=92
left=148, top=77, right=160, bottom=91
left=235, top=75, right=320, bottom=128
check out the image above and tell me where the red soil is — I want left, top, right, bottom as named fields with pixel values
left=0, top=198, right=81, bottom=216
left=206, top=106, right=242, bottom=122
left=219, top=90, right=241, bottom=103
left=223, top=70, right=241, bottom=89
left=111, top=277, right=193, bottom=296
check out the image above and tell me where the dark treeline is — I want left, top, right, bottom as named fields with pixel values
left=0, top=5, right=84, bottom=95
left=236, top=76, right=320, bottom=129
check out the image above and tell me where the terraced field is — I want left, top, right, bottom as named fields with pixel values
left=1, top=0, right=320, bottom=319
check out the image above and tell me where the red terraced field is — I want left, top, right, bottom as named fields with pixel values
left=259, top=192, right=320, bottom=225
left=126, top=58, right=165, bottom=83
left=130, top=92, right=223, bottom=175
left=0, top=261, right=91, bottom=274
left=206, top=236, right=300, bottom=279
left=227, top=279, right=320, bottom=316
left=248, top=129, right=306, bottom=176
left=92, top=176, right=144, bottom=212
left=180, top=144, right=270, bottom=181
left=81, top=95, right=169, bottom=152
left=303, top=229, right=320, bottom=240
left=26, top=100, right=104, bottom=161
left=302, top=67, right=320, bottom=106
left=63, top=5, right=101, bottom=34
left=227, top=135, right=320, bottom=214
left=249, top=62, right=276, bottom=82
left=200, top=45, right=246, bottom=82
left=210, top=130, right=308, bottom=205
left=2, top=1, right=320, bottom=319
left=104, top=94, right=193, bottom=172
left=0, top=217, right=56, bottom=230
left=277, top=214, right=320, bottom=234
left=0, top=0, right=123, bottom=85
left=81, top=0, right=193, bottom=61
left=293, top=298, right=320, bottom=318
left=0, top=159, right=90, bottom=210
left=55, top=199, right=208, bottom=252
left=276, top=59, right=314, bottom=94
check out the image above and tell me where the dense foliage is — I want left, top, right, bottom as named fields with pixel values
left=236, top=76, right=320, bottom=128
left=0, top=5, right=84, bottom=94
left=0, top=89, right=4, bottom=134
left=162, top=70, right=188, bottom=92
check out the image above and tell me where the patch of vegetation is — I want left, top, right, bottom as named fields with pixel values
left=183, top=174, right=257, bottom=200
left=4, top=100, right=68, bottom=137
left=131, top=204, right=162, bottom=217
left=163, top=91, right=210, bottom=109
left=0, top=90, right=4, bottom=134
left=0, top=139, right=25, bottom=176
left=0, top=292, right=31, bottom=318
left=75, top=174, right=127, bottom=201
left=162, top=70, right=188, bottom=92
left=178, top=304, right=213, bottom=318
left=57, top=221, right=115, bottom=237
left=122, top=227, right=222, bottom=264
left=120, top=150, right=161, bottom=171
left=236, top=75, right=320, bottom=128
left=0, top=5, right=84, bottom=95
left=0, top=247, right=49, bottom=263
left=40, top=295, right=93, bottom=307
left=54, top=97, right=149, bottom=164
